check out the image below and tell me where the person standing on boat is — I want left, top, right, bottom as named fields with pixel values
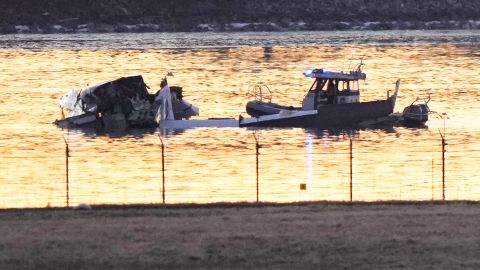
left=326, top=80, right=337, bottom=104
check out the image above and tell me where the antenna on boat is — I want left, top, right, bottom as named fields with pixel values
left=346, top=52, right=356, bottom=71
left=355, top=58, right=364, bottom=73
left=345, top=55, right=365, bottom=73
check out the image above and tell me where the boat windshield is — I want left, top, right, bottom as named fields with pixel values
left=340, top=80, right=360, bottom=92
left=309, top=78, right=360, bottom=92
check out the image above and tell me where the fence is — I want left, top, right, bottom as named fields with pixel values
left=1, top=129, right=480, bottom=209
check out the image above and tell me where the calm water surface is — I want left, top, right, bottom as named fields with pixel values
left=0, top=30, right=479, bottom=208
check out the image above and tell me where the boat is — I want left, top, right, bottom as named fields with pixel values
left=240, top=61, right=400, bottom=128
left=245, top=84, right=300, bottom=116
left=401, top=95, right=430, bottom=126
left=55, top=74, right=199, bottom=129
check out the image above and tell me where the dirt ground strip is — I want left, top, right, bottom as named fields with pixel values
left=1, top=202, right=479, bottom=269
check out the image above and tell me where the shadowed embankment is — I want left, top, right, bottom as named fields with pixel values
left=1, top=201, right=479, bottom=269
left=0, top=0, right=479, bottom=33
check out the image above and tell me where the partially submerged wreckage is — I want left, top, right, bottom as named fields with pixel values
left=55, top=75, right=198, bottom=129
left=55, top=64, right=431, bottom=131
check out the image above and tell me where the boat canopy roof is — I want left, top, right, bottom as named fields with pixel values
left=303, top=69, right=366, bottom=81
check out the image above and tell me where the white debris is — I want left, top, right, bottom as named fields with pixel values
left=15, top=25, right=30, bottom=33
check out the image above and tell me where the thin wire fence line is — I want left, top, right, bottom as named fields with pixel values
left=0, top=133, right=477, bottom=208
left=10, top=148, right=479, bottom=156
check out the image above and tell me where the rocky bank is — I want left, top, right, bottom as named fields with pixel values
left=1, top=0, right=479, bottom=34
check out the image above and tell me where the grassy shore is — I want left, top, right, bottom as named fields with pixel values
left=1, top=201, right=480, bottom=269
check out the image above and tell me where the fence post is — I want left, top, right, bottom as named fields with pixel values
left=439, top=113, right=447, bottom=201
left=431, top=159, right=434, bottom=201
left=441, top=133, right=446, bottom=201
left=350, top=138, right=353, bottom=202
left=62, top=135, right=69, bottom=208
left=159, top=134, right=166, bottom=204
left=254, top=132, right=260, bottom=203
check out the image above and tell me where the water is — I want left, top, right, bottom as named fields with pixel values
left=0, top=30, right=479, bottom=208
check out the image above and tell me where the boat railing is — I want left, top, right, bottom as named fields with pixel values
left=247, top=84, right=272, bottom=103
left=407, top=92, right=431, bottom=108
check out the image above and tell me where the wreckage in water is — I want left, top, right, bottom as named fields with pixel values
left=55, top=75, right=198, bottom=129
left=240, top=61, right=400, bottom=128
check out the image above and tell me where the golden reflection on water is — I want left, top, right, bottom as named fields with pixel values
left=0, top=43, right=479, bottom=208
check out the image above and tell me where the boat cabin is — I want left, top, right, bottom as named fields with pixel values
left=301, top=68, right=366, bottom=110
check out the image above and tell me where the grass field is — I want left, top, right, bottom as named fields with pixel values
left=1, top=201, right=479, bottom=269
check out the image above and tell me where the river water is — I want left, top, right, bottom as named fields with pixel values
left=1, top=30, right=479, bottom=208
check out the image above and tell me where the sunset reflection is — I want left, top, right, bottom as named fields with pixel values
left=0, top=38, right=479, bottom=208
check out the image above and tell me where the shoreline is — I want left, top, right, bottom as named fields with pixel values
left=6, top=19, right=480, bottom=35
left=1, top=200, right=480, bottom=212
left=1, top=0, right=479, bottom=35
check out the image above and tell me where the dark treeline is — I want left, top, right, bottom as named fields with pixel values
left=0, top=0, right=479, bottom=33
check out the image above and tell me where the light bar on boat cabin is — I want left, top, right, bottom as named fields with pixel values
left=303, top=69, right=314, bottom=77
left=303, top=68, right=366, bottom=80
left=303, top=69, right=324, bottom=77
left=303, top=69, right=335, bottom=78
